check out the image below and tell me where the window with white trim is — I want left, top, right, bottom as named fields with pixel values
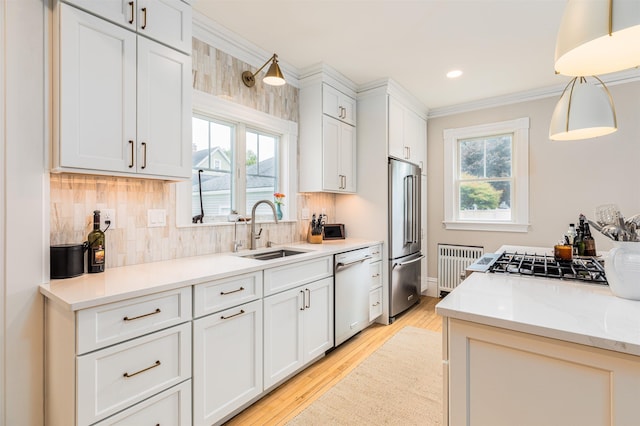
left=177, top=91, right=297, bottom=226
left=443, top=117, right=530, bottom=232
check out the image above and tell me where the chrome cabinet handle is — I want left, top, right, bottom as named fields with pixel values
left=123, top=308, right=160, bottom=321
left=141, top=7, right=147, bottom=29
left=221, top=309, right=245, bottom=320
left=220, top=286, right=244, bottom=295
left=128, top=1, right=134, bottom=24
left=305, top=288, right=310, bottom=309
left=123, top=360, right=160, bottom=378
left=128, top=140, right=135, bottom=168
left=141, top=142, right=147, bottom=169
left=300, top=290, right=305, bottom=311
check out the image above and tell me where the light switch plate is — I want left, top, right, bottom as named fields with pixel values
left=148, top=209, right=166, bottom=227
left=301, top=208, right=310, bottom=220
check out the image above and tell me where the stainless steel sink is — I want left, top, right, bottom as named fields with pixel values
left=240, top=249, right=307, bottom=261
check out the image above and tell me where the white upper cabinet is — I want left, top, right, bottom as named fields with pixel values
left=53, top=1, right=191, bottom=180
left=62, top=0, right=192, bottom=53
left=322, top=84, right=356, bottom=126
left=299, top=67, right=358, bottom=193
left=388, top=94, right=427, bottom=172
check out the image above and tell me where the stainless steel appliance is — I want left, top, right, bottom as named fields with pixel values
left=334, top=247, right=373, bottom=346
left=388, top=158, right=424, bottom=321
left=466, top=251, right=608, bottom=285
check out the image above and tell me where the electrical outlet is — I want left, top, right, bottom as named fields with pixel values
left=301, top=208, right=310, bottom=220
left=100, top=209, right=115, bottom=230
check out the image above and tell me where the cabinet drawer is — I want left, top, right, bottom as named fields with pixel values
left=263, top=256, right=333, bottom=296
left=369, top=287, right=383, bottom=322
left=77, top=322, right=191, bottom=426
left=369, top=244, right=382, bottom=262
left=370, top=261, right=382, bottom=290
left=93, top=380, right=191, bottom=425
left=77, top=287, right=191, bottom=354
left=193, top=272, right=262, bottom=318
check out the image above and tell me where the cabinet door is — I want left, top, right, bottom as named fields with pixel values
left=137, top=0, right=192, bottom=54
left=59, top=3, right=137, bottom=173
left=405, top=108, right=426, bottom=170
left=322, top=116, right=341, bottom=191
left=302, top=277, right=334, bottom=361
left=369, top=287, right=383, bottom=322
left=63, top=0, right=137, bottom=30
left=263, top=288, right=304, bottom=390
left=322, top=84, right=356, bottom=126
left=388, top=95, right=406, bottom=160
left=339, top=122, right=356, bottom=192
left=137, top=36, right=191, bottom=178
left=193, top=300, right=262, bottom=426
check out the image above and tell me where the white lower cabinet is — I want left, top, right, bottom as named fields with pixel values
left=193, top=299, right=263, bottom=426
left=447, top=318, right=640, bottom=426
left=263, top=276, right=334, bottom=390
left=77, top=322, right=191, bottom=425
left=93, top=381, right=192, bottom=426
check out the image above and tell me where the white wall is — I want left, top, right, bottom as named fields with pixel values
left=426, top=80, right=640, bottom=277
left=1, top=0, right=48, bottom=424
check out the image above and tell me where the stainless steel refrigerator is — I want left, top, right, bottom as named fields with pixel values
left=388, top=158, right=423, bottom=321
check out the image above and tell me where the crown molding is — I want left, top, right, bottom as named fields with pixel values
left=357, top=78, right=428, bottom=119
left=428, top=68, right=640, bottom=119
left=192, top=10, right=301, bottom=88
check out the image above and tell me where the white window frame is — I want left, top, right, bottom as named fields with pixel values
left=443, top=117, right=530, bottom=233
left=176, top=90, right=298, bottom=227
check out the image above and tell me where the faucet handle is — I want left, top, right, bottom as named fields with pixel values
left=256, top=228, right=263, bottom=239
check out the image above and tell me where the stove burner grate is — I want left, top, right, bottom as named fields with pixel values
left=489, top=252, right=608, bottom=285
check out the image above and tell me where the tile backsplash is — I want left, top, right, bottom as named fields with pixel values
left=50, top=174, right=336, bottom=268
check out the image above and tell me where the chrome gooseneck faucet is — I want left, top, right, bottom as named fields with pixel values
left=250, top=200, right=279, bottom=249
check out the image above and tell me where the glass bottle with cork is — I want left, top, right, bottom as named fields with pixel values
left=583, top=222, right=597, bottom=256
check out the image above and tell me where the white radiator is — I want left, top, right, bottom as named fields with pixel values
left=437, top=244, right=484, bottom=295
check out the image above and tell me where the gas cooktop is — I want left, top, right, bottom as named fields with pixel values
left=488, top=251, right=608, bottom=285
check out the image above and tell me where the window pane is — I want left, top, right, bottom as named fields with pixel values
left=485, top=135, right=512, bottom=178
left=459, top=134, right=512, bottom=179
left=192, top=117, right=233, bottom=220
left=459, top=180, right=511, bottom=221
left=246, top=130, right=278, bottom=216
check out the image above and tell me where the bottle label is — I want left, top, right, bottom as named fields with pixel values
left=91, top=246, right=105, bottom=266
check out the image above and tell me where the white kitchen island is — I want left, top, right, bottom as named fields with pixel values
left=436, top=248, right=640, bottom=426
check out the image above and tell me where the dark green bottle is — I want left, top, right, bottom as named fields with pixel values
left=87, top=210, right=105, bottom=273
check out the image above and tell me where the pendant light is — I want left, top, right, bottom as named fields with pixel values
left=549, top=76, right=617, bottom=141
left=555, top=0, right=640, bottom=76
left=242, top=53, right=286, bottom=87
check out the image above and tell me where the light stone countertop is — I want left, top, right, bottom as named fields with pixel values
left=40, top=238, right=381, bottom=311
left=436, top=245, right=640, bottom=357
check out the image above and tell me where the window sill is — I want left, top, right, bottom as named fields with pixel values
left=443, top=221, right=530, bottom=233
left=176, top=219, right=297, bottom=229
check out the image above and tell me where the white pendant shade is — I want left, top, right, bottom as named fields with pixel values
left=549, top=77, right=617, bottom=141
left=555, top=0, right=640, bottom=76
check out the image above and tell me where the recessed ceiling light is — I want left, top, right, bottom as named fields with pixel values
left=446, top=70, right=463, bottom=79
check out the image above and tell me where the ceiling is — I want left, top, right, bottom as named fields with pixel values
left=193, top=0, right=576, bottom=112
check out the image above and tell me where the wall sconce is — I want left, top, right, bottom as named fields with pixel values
left=241, top=53, right=286, bottom=87
left=549, top=76, right=617, bottom=141
left=555, top=0, right=640, bottom=76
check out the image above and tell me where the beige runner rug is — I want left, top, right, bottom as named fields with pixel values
left=287, top=326, right=443, bottom=425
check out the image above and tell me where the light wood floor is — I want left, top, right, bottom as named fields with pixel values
left=225, top=296, right=442, bottom=426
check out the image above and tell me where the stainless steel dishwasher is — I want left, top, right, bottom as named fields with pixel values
left=334, top=247, right=372, bottom=346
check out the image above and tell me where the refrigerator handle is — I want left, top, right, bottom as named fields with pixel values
left=414, top=174, right=420, bottom=244
left=392, top=254, right=425, bottom=269
left=404, top=175, right=412, bottom=245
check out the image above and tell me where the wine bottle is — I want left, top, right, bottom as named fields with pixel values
left=583, top=222, right=597, bottom=257
left=87, top=210, right=105, bottom=273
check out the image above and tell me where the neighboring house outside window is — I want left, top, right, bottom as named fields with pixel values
left=443, top=117, right=529, bottom=232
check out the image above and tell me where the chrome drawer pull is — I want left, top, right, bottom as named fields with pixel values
left=123, top=360, right=160, bottom=378
left=123, top=308, right=161, bottom=322
left=220, top=286, right=244, bottom=295
left=221, top=309, right=245, bottom=320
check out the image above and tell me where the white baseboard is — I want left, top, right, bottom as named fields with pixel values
left=421, top=277, right=439, bottom=298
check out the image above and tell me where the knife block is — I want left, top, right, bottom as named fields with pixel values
left=307, top=226, right=323, bottom=244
